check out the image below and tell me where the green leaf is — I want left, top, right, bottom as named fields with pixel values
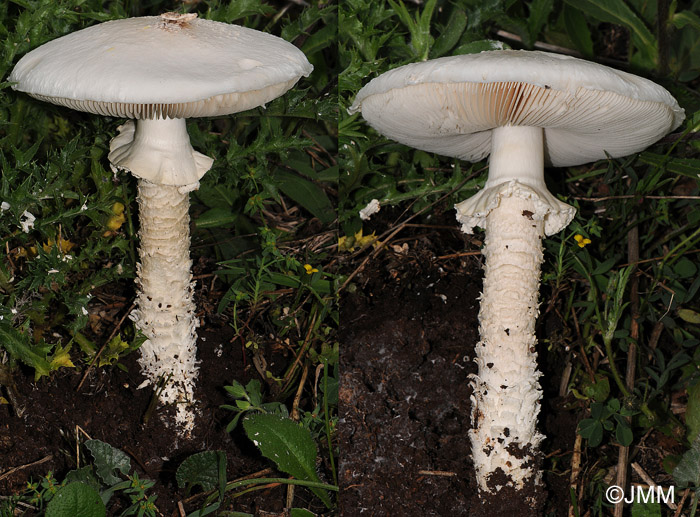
left=273, top=170, right=335, bottom=224
left=0, top=321, right=52, bottom=380
left=673, top=258, right=697, bottom=279
left=615, top=419, right=634, bottom=446
left=301, top=22, right=337, bottom=56
left=678, top=309, right=700, bottom=325
left=563, top=0, right=657, bottom=64
left=639, top=153, right=700, bottom=178
left=176, top=451, right=227, bottom=495
left=64, top=467, right=99, bottom=488
left=672, top=10, right=700, bottom=32
left=291, top=509, right=316, bottom=517
left=562, top=4, right=593, bottom=57
left=630, top=500, right=662, bottom=517
left=195, top=207, right=238, bottom=229
left=322, top=375, right=339, bottom=406
left=216, top=0, right=275, bottom=22
left=578, top=418, right=603, bottom=447
left=45, top=482, right=106, bottom=517
left=673, top=435, right=700, bottom=488
left=581, top=374, right=610, bottom=402
left=527, top=0, right=554, bottom=45
left=679, top=309, right=700, bottom=324
left=243, top=413, right=332, bottom=508
left=592, top=256, right=616, bottom=276
left=225, top=412, right=244, bottom=433
left=224, top=380, right=249, bottom=400
left=453, top=39, right=508, bottom=55
left=429, top=9, right=467, bottom=58
left=85, top=440, right=130, bottom=486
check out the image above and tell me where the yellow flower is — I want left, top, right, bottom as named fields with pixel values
left=574, top=234, right=591, bottom=248
left=42, top=238, right=75, bottom=254
left=304, top=264, right=319, bottom=274
left=106, top=202, right=126, bottom=231
left=338, top=229, right=380, bottom=252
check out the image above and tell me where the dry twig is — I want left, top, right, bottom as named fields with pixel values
left=76, top=302, right=136, bottom=392
left=0, top=455, right=52, bottom=482
left=613, top=218, right=641, bottom=517
left=568, top=434, right=583, bottom=517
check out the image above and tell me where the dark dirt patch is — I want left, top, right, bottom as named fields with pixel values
left=0, top=306, right=326, bottom=516
left=338, top=207, right=580, bottom=516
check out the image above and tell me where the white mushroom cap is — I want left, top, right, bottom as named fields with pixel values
left=349, top=50, right=684, bottom=167
left=9, top=13, right=313, bottom=119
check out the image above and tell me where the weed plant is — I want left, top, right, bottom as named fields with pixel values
left=340, top=0, right=700, bottom=514
left=1, top=0, right=337, bottom=514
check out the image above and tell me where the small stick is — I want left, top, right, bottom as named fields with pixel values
left=630, top=462, right=677, bottom=510
left=614, top=218, right=641, bottom=517
left=437, top=251, right=481, bottom=260
left=568, top=434, right=583, bottom=517
left=0, top=455, right=53, bottom=482
left=417, top=470, right=457, bottom=477
left=76, top=302, right=136, bottom=392
left=280, top=310, right=318, bottom=393
left=288, top=361, right=310, bottom=509
left=647, top=321, right=664, bottom=360
left=291, top=363, right=309, bottom=422
left=673, top=488, right=691, bottom=517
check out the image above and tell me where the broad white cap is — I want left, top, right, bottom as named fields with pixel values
left=9, top=13, right=313, bottom=119
left=349, top=50, right=684, bottom=167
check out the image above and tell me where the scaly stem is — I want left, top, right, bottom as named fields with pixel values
left=469, top=193, right=545, bottom=492
left=132, top=179, right=199, bottom=432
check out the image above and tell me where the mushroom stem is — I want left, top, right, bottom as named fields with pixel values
left=469, top=192, right=545, bottom=493
left=131, top=179, right=199, bottom=432
left=458, top=126, right=574, bottom=497
left=108, top=116, right=214, bottom=434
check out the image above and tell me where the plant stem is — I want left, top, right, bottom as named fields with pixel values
left=602, top=334, right=631, bottom=400
left=227, top=477, right=338, bottom=493
left=323, top=360, right=337, bottom=486
left=614, top=217, right=640, bottom=517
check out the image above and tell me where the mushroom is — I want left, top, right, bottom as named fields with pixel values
left=9, top=12, right=312, bottom=433
left=349, top=50, right=684, bottom=504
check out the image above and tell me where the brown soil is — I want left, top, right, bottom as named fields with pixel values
left=0, top=304, right=328, bottom=516
left=338, top=207, right=578, bottom=516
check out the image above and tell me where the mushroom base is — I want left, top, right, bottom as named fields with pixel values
left=468, top=191, right=546, bottom=498
left=131, top=179, right=199, bottom=433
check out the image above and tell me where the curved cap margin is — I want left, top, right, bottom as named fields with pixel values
left=9, top=15, right=313, bottom=118
left=350, top=50, right=684, bottom=167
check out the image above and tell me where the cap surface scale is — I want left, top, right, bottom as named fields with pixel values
left=9, top=13, right=313, bottom=119
left=349, top=50, right=685, bottom=167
